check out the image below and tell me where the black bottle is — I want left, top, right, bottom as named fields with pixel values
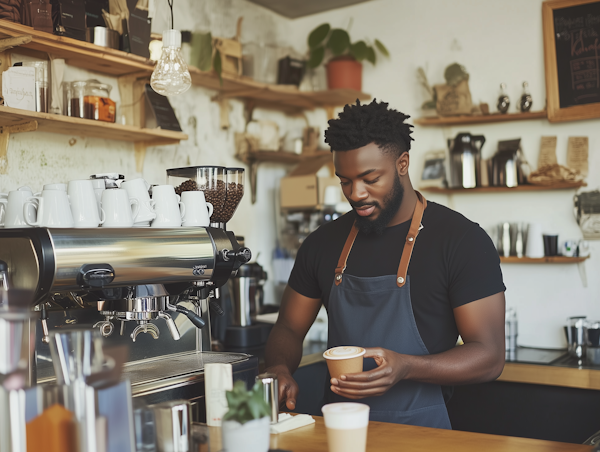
left=520, top=81, right=533, bottom=112
left=497, top=83, right=510, bottom=114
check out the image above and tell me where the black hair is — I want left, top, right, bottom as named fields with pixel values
left=324, top=99, right=413, bottom=158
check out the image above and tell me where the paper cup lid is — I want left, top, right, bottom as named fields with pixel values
left=323, top=346, right=365, bottom=360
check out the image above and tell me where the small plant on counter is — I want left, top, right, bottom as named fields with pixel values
left=222, top=380, right=272, bottom=452
left=223, top=380, right=271, bottom=424
left=307, top=23, right=389, bottom=69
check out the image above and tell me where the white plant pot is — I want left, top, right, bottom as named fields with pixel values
left=221, top=416, right=270, bottom=452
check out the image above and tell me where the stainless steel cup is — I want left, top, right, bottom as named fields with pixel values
left=150, top=399, right=191, bottom=452
left=256, top=372, right=278, bottom=424
left=48, top=327, right=106, bottom=385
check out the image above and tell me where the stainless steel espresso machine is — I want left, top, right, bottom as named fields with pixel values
left=0, top=166, right=257, bottom=421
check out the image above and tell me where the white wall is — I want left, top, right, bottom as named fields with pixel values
left=288, top=0, right=600, bottom=349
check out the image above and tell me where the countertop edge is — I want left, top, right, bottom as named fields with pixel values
left=498, top=362, right=600, bottom=390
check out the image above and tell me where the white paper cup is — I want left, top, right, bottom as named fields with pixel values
left=322, top=402, right=370, bottom=452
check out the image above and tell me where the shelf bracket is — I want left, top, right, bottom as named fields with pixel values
left=0, top=121, right=38, bottom=174
left=577, top=260, right=588, bottom=288
left=0, top=36, right=32, bottom=53
left=134, top=142, right=146, bottom=173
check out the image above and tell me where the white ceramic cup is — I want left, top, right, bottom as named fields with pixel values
left=91, top=179, right=105, bottom=216
left=181, top=191, right=213, bottom=227
left=68, top=179, right=104, bottom=228
left=43, top=183, right=67, bottom=191
left=24, top=189, right=74, bottom=228
left=151, top=185, right=185, bottom=228
left=101, top=188, right=140, bottom=228
left=525, top=222, right=545, bottom=258
left=0, top=186, right=37, bottom=228
left=322, top=403, right=370, bottom=452
left=121, top=178, right=156, bottom=225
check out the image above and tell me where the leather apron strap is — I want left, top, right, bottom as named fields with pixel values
left=334, top=191, right=427, bottom=287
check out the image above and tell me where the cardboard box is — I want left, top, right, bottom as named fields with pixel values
left=280, top=153, right=341, bottom=209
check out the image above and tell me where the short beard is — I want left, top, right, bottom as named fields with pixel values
left=354, top=174, right=404, bottom=236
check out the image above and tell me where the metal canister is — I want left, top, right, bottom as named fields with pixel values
left=150, top=399, right=191, bottom=452
left=256, top=372, right=278, bottom=424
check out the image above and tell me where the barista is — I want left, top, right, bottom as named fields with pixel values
left=264, top=100, right=506, bottom=428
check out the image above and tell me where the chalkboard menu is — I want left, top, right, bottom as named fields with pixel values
left=144, top=84, right=182, bottom=131
left=553, top=2, right=600, bottom=108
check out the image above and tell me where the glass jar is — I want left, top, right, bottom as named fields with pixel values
left=84, top=80, right=116, bottom=123
left=167, top=166, right=227, bottom=225
left=63, top=81, right=87, bottom=118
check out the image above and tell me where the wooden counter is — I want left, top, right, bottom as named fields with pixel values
left=199, top=416, right=591, bottom=451
left=498, top=362, right=600, bottom=390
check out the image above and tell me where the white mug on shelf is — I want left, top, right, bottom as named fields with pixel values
left=0, top=186, right=37, bottom=228
left=68, top=179, right=104, bottom=228
left=181, top=191, right=213, bottom=227
left=151, top=185, right=184, bottom=228
left=525, top=222, right=545, bottom=258
left=43, top=183, right=67, bottom=191
left=91, top=179, right=105, bottom=216
left=24, top=189, right=74, bottom=228
left=121, top=178, right=156, bottom=226
left=101, top=188, right=140, bottom=228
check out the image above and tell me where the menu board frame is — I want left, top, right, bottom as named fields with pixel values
left=543, top=0, right=600, bottom=122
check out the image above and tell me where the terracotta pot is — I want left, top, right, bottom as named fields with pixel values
left=326, top=56, right=363, bottom=91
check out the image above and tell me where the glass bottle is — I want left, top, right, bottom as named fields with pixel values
left=519, top=81, right=533, bottom=112
left=497, top=83, right=510, bottom=114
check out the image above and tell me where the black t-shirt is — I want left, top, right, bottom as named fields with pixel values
left=288, top=201, right=506, bottom=355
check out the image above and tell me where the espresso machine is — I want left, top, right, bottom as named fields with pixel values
left=0, top=166, right=259, bottom=423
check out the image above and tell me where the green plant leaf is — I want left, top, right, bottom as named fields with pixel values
left=374, top=39, right=390, bottom=57
left=349, top=40, right=368, bottom=61
left=213, top=48, right=222, bottom=86
left=308, top=23, right=330, bottom=49
left=365, top=46, right=376, bottom=65
left=308, top=45, right=325, bottom=68
left=190, top=32, right=213, bottom=72
left=327, top=29, right=350, bottom=56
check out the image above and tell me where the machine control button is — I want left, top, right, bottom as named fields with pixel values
left=221, top=247, right=252, bottom=264
left=77, top=264, right=115, bottom=288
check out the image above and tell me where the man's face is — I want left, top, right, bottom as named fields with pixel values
left=334, top=143, right=405, bottom=235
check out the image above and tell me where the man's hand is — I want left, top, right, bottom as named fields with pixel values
left=330, top=347, right=408, bottom=399
left=265, top=364, right=299, bottom=411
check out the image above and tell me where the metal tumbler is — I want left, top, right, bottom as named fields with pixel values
left=150, top=399, right=191, bottom=452
left=256, top=373, right=278, bottom=424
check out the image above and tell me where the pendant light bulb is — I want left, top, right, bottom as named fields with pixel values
left=150, top=29, right=191, bottom=96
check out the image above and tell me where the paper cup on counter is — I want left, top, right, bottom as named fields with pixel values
left=323, top=346, right=365, bottom=380
left=322, top=402, right=370, bottom=452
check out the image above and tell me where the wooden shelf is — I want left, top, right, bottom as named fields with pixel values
left=190, top=67, right=370, bottom=112
left=420, top=182, right=586, bottom=194
left=0, top=105, right=188, bottom=145
left=237, top=150, right=332, bottom=165
left=500, top=256, right=589, bottom=264
left=414, top=110, right=547, bottom=127
left=0, top=20, right=153, bottom=76
left=0, top=20, right=369, bottom=113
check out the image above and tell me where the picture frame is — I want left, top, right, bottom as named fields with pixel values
left=542, top=0, right=600, bottom=122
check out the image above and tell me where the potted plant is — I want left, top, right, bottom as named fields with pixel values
left=221, top=380, right=271, bottom=452
left=307, top=23, right=389, bottom=91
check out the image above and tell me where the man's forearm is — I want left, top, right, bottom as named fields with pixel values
left=402, top=341, right=505, bottom=385
left=264, top=322, right=305, bottom=375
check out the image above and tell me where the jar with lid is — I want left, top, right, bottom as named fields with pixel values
left=63, top=81, right=88, bottom=118
left=84, top=80, right=116, bottom=123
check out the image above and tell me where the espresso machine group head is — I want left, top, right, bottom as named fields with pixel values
left=0, top=227, right=251, bottom=343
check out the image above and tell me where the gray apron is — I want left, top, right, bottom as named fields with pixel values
left=325, top=192, right=452, bottom=429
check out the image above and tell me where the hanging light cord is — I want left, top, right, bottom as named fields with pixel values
left=168, top=0, right=174, bottom=29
